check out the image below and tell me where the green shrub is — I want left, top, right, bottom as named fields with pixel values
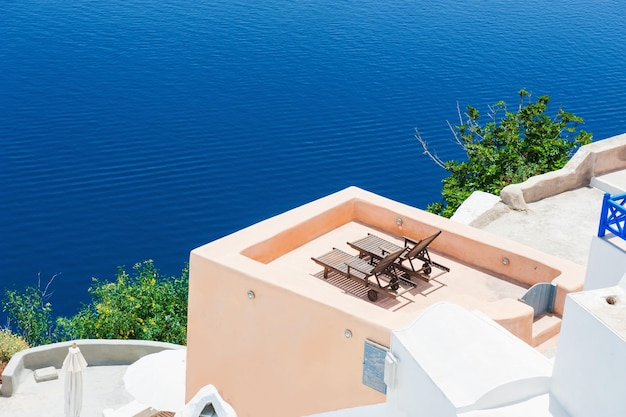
left=2, top=276, right=56, bottom=346
left=0, top=329, right=30, bottom=362
left=417, top=89, right=592, bottom=217
left=56, top=260, right=188, bottom=345
left=3, top=261, right=188, bottom=346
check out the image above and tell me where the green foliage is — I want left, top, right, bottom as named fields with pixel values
left=2, top=261, right=188, bottom=347
left=2, top=276, right=56, bottom=346
left=56, top=260, right=188, bottom=345
left=0, top=329, right=30, bottom=362
left=420, top=89, right=592, bottom=217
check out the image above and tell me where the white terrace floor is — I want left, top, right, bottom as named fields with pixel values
left=276, top=221, right=528, bottom=314
left=0, top=365, right=131, bottom=417
left=471, top=186, right=606, bottom=266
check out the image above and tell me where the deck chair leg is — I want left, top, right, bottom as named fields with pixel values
left=374, top=274, right=383, bottom=289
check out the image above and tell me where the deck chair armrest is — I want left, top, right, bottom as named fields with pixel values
left=403, top=236, right=418, bottom=246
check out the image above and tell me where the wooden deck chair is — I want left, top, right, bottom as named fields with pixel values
left=347, top=231, right=449, bottom=281
left=400, top=231, right=449, bottom=276
left=312, top=247, right=407, bottom=301
left=102, top=400, right=155, bottom=417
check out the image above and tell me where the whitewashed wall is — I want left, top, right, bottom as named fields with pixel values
left=551, top=282, right=626, bottom=417
left=584, top=236, right=626, bottom=290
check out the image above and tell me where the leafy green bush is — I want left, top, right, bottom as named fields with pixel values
left=56, top=260, right=188, bottom=345
left=0, top=329, right=30, bottom=363
left=417, top=89, right=592, bottom=217
left=3, top=261, right=188, bottom=346
left=2, top=276, right=56, bottom=346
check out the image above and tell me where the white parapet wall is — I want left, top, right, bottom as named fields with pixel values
left=0, top=339, right=184, bottom=397
left=551, top=279, right=626, bottom=417
left=584, top=235, right=626, bottom=291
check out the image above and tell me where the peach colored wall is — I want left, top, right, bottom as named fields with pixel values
left=186, top=251, right=387, bottom=417
left=480, top=299, right=534, bottom=344
left=242, top=200, right=356, bottom=263
left=243, top=197, right=563, bottom=288
left=553, top=273, right=583, bottom=316
left=186, top=187, right=585, bottom=416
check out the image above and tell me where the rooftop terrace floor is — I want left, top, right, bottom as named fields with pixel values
left=276, top=222, right=528, bottom=314
left=471, top=186, right=606, bottom=266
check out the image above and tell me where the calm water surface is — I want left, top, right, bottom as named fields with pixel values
left=1, top=0, right=625, bottom=319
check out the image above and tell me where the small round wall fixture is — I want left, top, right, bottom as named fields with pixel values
left=247, top=290, right=255, bottom=300
left=344, top=329, right=352, bottom=339
left=502, top=257, right=510, bottom=265
left=606, top=295, right=618, bottom=305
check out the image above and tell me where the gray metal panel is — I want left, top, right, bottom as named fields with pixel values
left=362, top=339, right=389, bottom=394
left=199, top=405, right=216, bottom=417
left=520, top=283, right=557, bottom=318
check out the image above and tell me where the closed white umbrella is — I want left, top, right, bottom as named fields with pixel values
left=62, top=342, right=88, bottom=417
left=123, top=349, right=186, bottom=413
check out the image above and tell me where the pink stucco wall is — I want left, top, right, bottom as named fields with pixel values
left=186, top=187, right=584, bottom=417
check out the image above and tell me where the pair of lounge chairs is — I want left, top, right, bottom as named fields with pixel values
left=311, top=231, right=448, bottom=302
left=348, top=231, right=449, bottom=279
left=312, top=246, right=408, bottom=301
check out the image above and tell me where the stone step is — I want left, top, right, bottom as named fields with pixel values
left=532, top=313, right=562, bottom=347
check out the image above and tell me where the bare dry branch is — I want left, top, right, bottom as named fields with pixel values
left=38, top=272, right=59, bottom=307
left=415, top=128, right=446, bottom=169
left=446, top=120, right=466, bottom=150
left=41, top=273, right=59, bottom=299
left=456, top=101, right=463, bottom=126
left=488, top=104, right=496, bottom=122
left=443, top=101, right=467, bottom=150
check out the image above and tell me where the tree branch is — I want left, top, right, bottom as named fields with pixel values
left=415, top=128, right=446, bottom=169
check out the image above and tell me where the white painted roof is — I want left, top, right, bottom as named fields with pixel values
left=392, top=303, right=553, bottom=412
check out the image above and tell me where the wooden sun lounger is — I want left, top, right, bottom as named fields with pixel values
left=311, top=247, right=412, bottom=301
left=102, top=401, right=155, bottom=417
left=347, top=231, right=449, bottom=281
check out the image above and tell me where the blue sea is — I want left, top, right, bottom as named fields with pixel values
left=1, top=0, right=625, bottom=321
